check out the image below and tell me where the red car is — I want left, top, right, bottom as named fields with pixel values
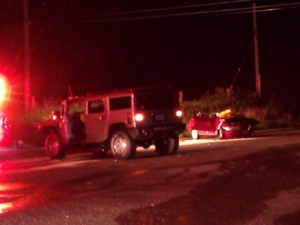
left=188, top=108, right=259, bottom=139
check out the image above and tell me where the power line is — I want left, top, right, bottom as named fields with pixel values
left=81, top=2, right=300, bottom=22
left=80, top=0, right=253, bottom=18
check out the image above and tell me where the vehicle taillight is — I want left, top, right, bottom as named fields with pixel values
left=135, top=113, right=144, bottom=122
left=176, top=110, right=183, bottom=118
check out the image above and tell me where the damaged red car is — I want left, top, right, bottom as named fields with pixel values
left=188, top=108, right=259, bottom=139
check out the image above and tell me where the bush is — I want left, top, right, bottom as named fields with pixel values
left=7, top=98, right=61, bottom=146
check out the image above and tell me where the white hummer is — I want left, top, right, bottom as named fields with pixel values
left=37, top=88, right=185, bottom=160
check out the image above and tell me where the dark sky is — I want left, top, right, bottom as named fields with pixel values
left=0, top=0, right=299, bottom=102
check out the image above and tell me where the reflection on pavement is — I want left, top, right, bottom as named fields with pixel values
left=0, top=183, right=32, bottom=213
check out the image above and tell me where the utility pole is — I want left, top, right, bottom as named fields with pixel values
left=23, top=0, right=31, bottom=110
left=252, top=2, right=261, bottom=97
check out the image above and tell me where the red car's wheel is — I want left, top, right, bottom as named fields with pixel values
left=191, top=129, right=199, bottom=140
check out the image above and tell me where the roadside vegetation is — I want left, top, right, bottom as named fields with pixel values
left=6, top=87, right=300, bottom=146
left=6, top=97, right=61, bottom=147
left=180, top=86, right=299, bottom=137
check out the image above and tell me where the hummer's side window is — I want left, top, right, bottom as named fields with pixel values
left=88, top=100, right=105, bottom=114
left=109, top=96, right=131, bottom=111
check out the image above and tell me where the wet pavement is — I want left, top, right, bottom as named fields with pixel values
left=116, top=145, right=300, bottom=225
left=0, top=129, right=299, bottom=225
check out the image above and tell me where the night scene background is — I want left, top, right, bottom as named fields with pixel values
left=0, top=0, right=299, bottom=107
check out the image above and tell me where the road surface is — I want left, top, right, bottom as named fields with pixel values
left=0, top=129, right=299, bottom=225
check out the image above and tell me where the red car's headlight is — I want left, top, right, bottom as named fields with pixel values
left=222, top=126, right=231, bottom=131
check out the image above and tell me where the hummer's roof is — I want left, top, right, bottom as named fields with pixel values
left=65, top=87, right=176, bottom=102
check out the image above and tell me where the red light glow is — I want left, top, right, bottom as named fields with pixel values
left=0, top=183, right=32, bottom=214
left=0, top=74, right=10, bottom=110
left=0, top=77, right=7, bottom=103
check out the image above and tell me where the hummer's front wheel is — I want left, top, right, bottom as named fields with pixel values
left=110, top=131, right=136, bottom=160
left=45, top=133, right=66, bottom=159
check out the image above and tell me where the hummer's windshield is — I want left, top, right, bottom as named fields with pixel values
left=67, top=100, right=85, bottom=115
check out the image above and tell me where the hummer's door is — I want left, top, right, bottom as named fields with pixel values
left=61, top=100, right=86, bottom=143
left=60, top=102, right=71, bottom=144
left=85, top=98, right=108, bottom=143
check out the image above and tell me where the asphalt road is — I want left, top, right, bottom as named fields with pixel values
left=0, top=129, right=299, bottom=225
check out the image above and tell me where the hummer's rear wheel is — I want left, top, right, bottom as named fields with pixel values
left=110, top=131, right=136, bottom=160
left=45, top=133, right=66, bottom=159
left=155, top=135, right=179, bottom=155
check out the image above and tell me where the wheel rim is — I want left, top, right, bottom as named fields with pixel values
left=112, top=136, right=128, bottom=156
left=191, top=129, right=198, bottom=139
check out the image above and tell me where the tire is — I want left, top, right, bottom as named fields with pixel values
left=248, top=127, right=254, bottom=137
left=191, top=129, right=199, bottom=140
left=110, top=130, right=136, bottom=160
left=244, top=126, right=254, bottom=137
left=155, top=135, right=179, bottom=155
left=45, top=133, right=66, bottom=159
